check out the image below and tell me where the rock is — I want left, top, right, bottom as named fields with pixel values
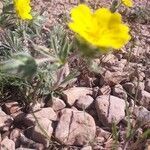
left=3, top=101, right=21, bottom=115
left=62, top=87, right=93, bottom=106
left=111, top=59, right=127, bottom=72
left=31, top=118, right=53, bottom=147
left=55, top=108, right=96, bottom=146
left=118, top=130, right=126, bottom=143
left=138, top=71, right=145, bottom=82
left=123, top=82, right=135, bottom=95
left=95, top=95, right=126, bottom=126
left=145, top=139, right=150, bottom=150
left=96, top=136, right=105, bottom=144
left=11, top=111, right=25, bottom=122
left=71, top=106, right=78, bottom=111
left=130, top=70, right=145, bottom=82
left=133, top=106, right=150, bottom=127
left=145, top=79, right=150, bottom=92
left=81, top=146, right=92, bottom=150
left=100, top=70, right=128, bottom=86
left=101, top=54, right=118, bottom=66
left=10, top=128, right=21, bottom=147
left=96, top=127, right=111, bottom=140
left=19, top=133, right=44, bottom=150
left=129, top=99, right=135, bottom=107
left=31, top=102, right=45, bottom=111
left=104, top=138, right=115, bottom=149
left=116, top=53, right=123, bottom=60
left=49, top=97, right=66, bottom=111
left=76, top=95, right=94, bottom=110
left=117, top=147, right=123, bottom=150
left=112, top=84, right=127, bottom=100
left=93, top=145, right=104, bottom=150
left=145, top=68, right=150, bottom=78
left=0, top=109, right=13, bottom=131
left=98, top=85, right=111, bottom=95
left=133, top=81, right=145, bottom=90
left=101, top=55, right=127, bottom=72
left=16, top=148, right=36, bottom=150
left=23, top=107, right=57, bottom=127
left=1, top=137, right=15, bottom=150
left=93, top=136, right=105, bottom=148
left=137, top=90, right=150, bottom=109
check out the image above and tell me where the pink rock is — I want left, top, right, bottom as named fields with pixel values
left=31, top=101, right=45, bottom=111
left=55, top=108, right=96, bottom=146
left=96, top=127, right=111, bottom=140
left=133, top=106, right=150, bottom=127
left=50, top=97, right=66, bottom=111
left=31, top=118, right=53, bottom=147
left=100, top=70, right=128, bottom=86
left=145, top=79, right=150, bottom=93
left=76, top=95, right=94, bottom=109
left=123, top=82, right=136, bottom=95
left=10, top=128, right=21, bottom=147
left=81, top=146, right=92, bottom=150
left=0, top=109, right=13, bottom=131
left=98, top=85, right=111, bottom=95
left=101, top=54, right=118, bottom=66
left=137, top=90, right=150, bottom=109
left=11, top=111, right=25, bottom=122
left=62, top=87, right=93, bottom=106
left=3, top=101, right=21, bottom=115
left=95, top=95, right=126, bottom=126
left=24, top=107, right=57, bottom=126
left=1, top=137, right=15, bottom=150
left=112, top=84, right=127, bottom=100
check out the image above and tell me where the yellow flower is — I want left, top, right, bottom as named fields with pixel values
left=122, top=0, right=133, bottom=7
left=14, top=0, right=33, bottom=20
left=68, top=4, right=131, bottom=49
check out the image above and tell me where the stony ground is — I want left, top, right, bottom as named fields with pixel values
left=0, top=0, right=150, bottom=150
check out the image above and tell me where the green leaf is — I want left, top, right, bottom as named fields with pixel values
left=0, top=53, right=37, bottom=78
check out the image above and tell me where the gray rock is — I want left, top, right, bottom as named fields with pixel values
left=95, top=95, right=126, bottom=126
left=55, top=108, right=96, bottom=146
